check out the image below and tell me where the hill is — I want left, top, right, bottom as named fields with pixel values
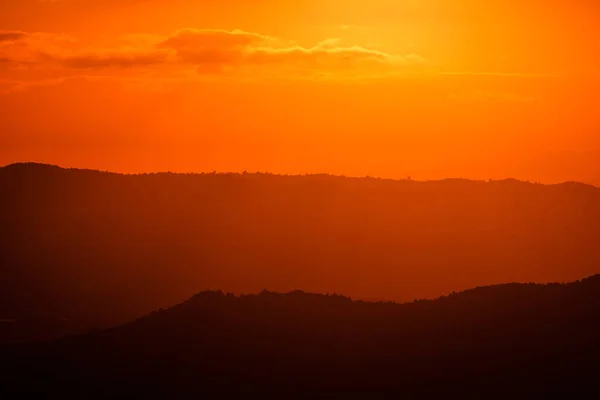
left=2, top=163, right=600, bottom=343
left=2, top=276, right=600, bottom=397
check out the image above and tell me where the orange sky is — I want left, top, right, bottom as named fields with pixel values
left=1, top=0, right=599, bottom=184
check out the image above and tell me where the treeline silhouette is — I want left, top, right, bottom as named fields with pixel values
left=2, top=276, right=600, bottom=397
left=2, top=162, right=600, bottom=343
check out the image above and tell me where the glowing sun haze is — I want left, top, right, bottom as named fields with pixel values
left=1, top=0, right=599, bottom=184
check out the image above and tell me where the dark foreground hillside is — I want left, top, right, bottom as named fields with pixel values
left=2, top=163, right=600, bottom=343
left=2, top=276, right=600, bottom=397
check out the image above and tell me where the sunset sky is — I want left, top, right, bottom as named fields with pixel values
left=1, top=0, right=599, bottom=184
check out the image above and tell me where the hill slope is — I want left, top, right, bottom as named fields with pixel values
left=2, top=163, right=600, bottom=342
left=2, top=276, right=600, bottom=397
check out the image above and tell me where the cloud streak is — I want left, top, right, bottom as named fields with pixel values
left=448, top=90, right=536, bottom=103
left=0, top=28, right=424, bottom=77
left=159, top=29, right=423, bottom=70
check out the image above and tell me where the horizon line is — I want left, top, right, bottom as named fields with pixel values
left=164, top=272, right=600, bottom=308
left=2, top=161, right=599, bottom=189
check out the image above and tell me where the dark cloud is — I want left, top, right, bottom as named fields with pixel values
left=0, top=31, right=27, bottom=42
left=61, top=50, right=170, bottom=69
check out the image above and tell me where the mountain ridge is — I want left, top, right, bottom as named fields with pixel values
left=2, top=161, right=599, bottom=189
left=3, top=161, right=600, bottom=344
left=3, top=274, right=600, bottom=397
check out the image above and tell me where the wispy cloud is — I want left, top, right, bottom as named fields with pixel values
left=0, top=28, right=425, bottom=77
left=448, top=90, right=536, bottom=103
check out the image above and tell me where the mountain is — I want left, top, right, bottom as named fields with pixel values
left=2, top=276, right=600, bottom=397
left=2, top=163, right=600, bottom=343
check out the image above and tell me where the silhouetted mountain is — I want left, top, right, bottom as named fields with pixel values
left=2, top=163, right=600, bottom=343
left=2, top=276, right=600, bottom=397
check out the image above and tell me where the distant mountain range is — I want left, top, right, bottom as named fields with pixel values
left=2, top=162, right=600, bottom=344
left=2, top=276, right=600, bottom=397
